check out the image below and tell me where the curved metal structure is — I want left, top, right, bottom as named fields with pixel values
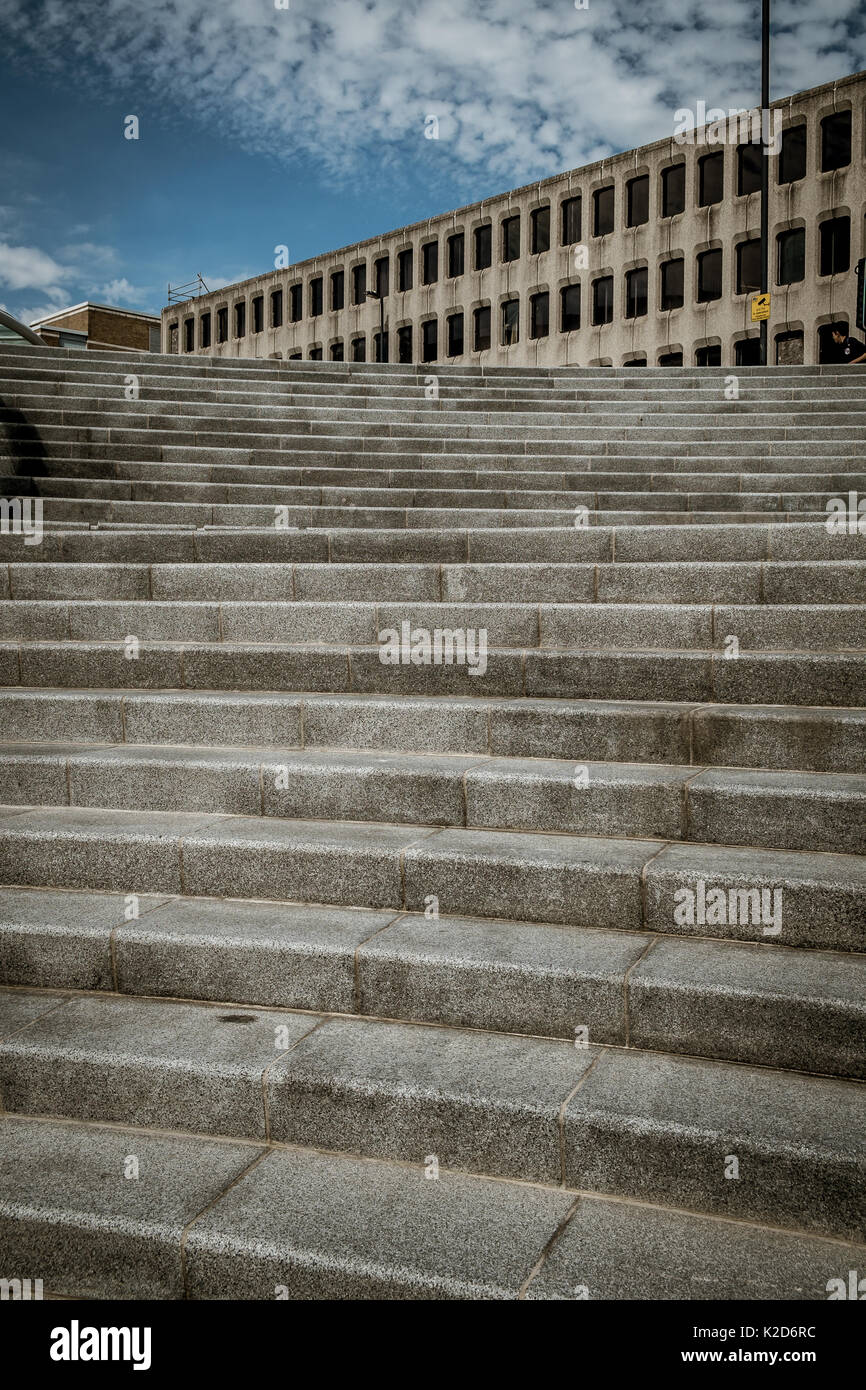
left=0, top=308, right=46, bottom=346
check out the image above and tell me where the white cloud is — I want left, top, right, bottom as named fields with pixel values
left=1, top=0, right=863, bottom=190
left=0, top=242, right=72, bottom=296
left=94, top=276, right=149, bottom=305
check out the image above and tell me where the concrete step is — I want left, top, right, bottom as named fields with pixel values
left=1, top=888, right=864, bottom=1078
left=0, top=804, right=862, bottom=951
left=0, top=742, right=862, bottom=853
left=1, top=688, right=861, bottom=771
left=2, top=1114, right=860, bottom=1300
left=0, top=989, right=863, bottom=1238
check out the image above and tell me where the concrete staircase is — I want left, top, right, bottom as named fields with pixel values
left=0, top=344, right=863, bottom=1301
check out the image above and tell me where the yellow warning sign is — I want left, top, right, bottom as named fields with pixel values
left=751, top=293, right=771, bottom=322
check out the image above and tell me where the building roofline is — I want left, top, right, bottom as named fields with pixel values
left=161, top=67, right=866, bottom=314
left=31, top=302, right=161, bottom=327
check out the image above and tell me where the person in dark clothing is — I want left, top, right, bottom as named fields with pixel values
left=831, top=323, right=866, bottom=363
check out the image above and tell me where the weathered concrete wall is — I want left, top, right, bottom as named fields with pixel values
left=163, top=72, right=866, bottom=368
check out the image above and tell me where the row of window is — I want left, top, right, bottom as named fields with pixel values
left=176, top=212, right=859, bottom=354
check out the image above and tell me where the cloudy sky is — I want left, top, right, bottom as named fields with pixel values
left=1, top=0, right=863, bottom=324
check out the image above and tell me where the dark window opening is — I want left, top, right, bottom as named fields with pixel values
left=234, top=302, right=246, bottom=338
left=736, top=238, right=761, bottom=294
left=502, top=298, right=519, bottom=345
left=309, top=347, right=322, bottom=360
left=374, top=257, right=389, bottom=297
left=446, top=311, right=464, bottom=356
left=777, top=229, right=805, bottom=285
left=737, top=143, right=762, bottom=195
left=625, top=267, right=648, bottom=318
left=819, top=322, right=845, bottom=362
left=289, top=284, right=302, bottom=322
left=660, top=258, right=684, bottom=311
left=422, top=319, right=438, bottom=362
left=624, top=358, right=646, bottom=366
left=474, top=224, right=492, bottom=270
left=531, top=206, right=550, bottom=254
left=502, top=216, right=520, bottom=262
left=330, top=341, right=344, bottom=361
left=270, top=290, right=283, bottom=328
left=330, top=271, right=344, bottom=312
left=695, top=344, right=721, bottom=366
left=216, top=308, right=228, bottom=343
left=183, top=317, right=194, bottom=352
left=373, top=330, right=388, bottom=363
left=560, top=283, right=580, bottom=332
left=661, top=164, right=685, bottom=217
left=397, top=249, right=413, bottom=292
left=658, top=351, right=683, bottom=366
left=397, top=325, right=412, bottom=363
left=697, top=249, right=723, bottom=301
left=561, top=196, right=582, bottom=245
left=735, top=338, right=762, bottom=365
left=447, top=233, right=465, bottom=278
left=474, top=305, right=491, bottom=351
left=352, top=265, right=366, bottom=305
left=592, top=275, right=614, bottom=324
left=529, top=291, right=549, bottom=338
left=820, top=217, right=850, bottom=275
left=199, top=312, right=211, bottom=348
left=593, top=186, right=614, bottom=236
left=309, top=278, right=323, bottom=317
left=779, top=124, right=806, bottom=184
left=699, top=151, right=724, bottom=206
left=627, top=175, right=649, bottom=226
left=252, top=295, right=263, bottom=334
left=287, top=352, right=302, bottom=361
left=422, top=242, right=439, bottom=285
left=821, top=111, right=851, bottom=172
left=351, top=336, right=366, bottom=362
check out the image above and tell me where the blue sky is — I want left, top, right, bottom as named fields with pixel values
left=1, top=0, right=864, bottom=325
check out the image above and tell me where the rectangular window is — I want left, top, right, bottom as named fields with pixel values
left=447, top=233, right=464, bottom=278
left=626, top=175, right=649, bottom=227
left=422, top=242, right=439, bottom=285
left=330, top=341, right=344, bottom=361
left=330, top=271, right=344, bottom=312
left=658, top=351, right=683, bottom=366
left=351, top=336, right=366, bottom=362
left=474, top=305, right=491, bottom=351
left=661, top=164, right=685, bottom=217
left=660, top=259, right=684, bottom=311
left=737, top=144, right=762, bottom=195
left=373, top=330, right=388, bottom=363
left=821, top=111, right=851, bottom=171
left=309, top=347, right=322, bottom=361
left=287, top=352, right=302, bottom=361
left=625, top=267, right=648, bottom=318
left=183, top=317, right=194, bottom=352
left=168, top=322, right=178, bottom=353
left=698, top=151, right=724, bottom=206
left=216, top=308, right=227, bottom=343
left=446, top=311, right=464, bottom=356
left=561, top=196, right=582, bottom=245
left=778, top=124, right=806, bottom=184
left=502, top=298, right=519, bottom=345
left=474, top=224, right=492, bottom=270
left=697, top=248, right=722, bottom=301
left=352, top=264, right=366, bottom=305
left=234, top=302, right=246, bottom=337
left=736, top=239, right=761, bottom=294
left=422, top=319, right=438, bottom=362
left=775, top=329, right=804, bottom=365
left=531, top=206, right=550, bottom=254
left=310, top=278, right=323, bottom=317
left=199, top=312, right=211, bottom=348
left=252, top=295, right=263, bottom=333
left=592, top=276, right=614, bottom=325
left=529, top=291, right=549, bottom=338
left=695, top=344, right=721, bottom=366
left=374, top=257, right=389, bottom=297
left=735, top=338, right=762, bottom=365
left=560, top=283, right=580, bottom=332
left=820, top=216, right=850, bottom=275
left=502, top=215, right=520, bottom=262
left=289, top=284, right=302, bottom=322
left=270, top=289, right=283, bottom=328
left=397, top=325, right=412, bottom=362
left=397, top=249, right=413, bottom=292
left=593, top=186, right=614, bottom=236
left=777, top=229, right=805, bottom=285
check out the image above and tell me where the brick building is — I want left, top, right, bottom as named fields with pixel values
left=31, top=302, right=161, bottom=353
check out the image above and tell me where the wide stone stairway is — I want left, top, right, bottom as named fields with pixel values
left=0, top=343, right=863, bottom=1300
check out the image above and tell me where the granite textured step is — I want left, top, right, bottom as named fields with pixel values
left=0, top=345, right=863, bottom=1300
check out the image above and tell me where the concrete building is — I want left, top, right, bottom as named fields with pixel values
left=32, top=302, right=161, bottom=353
left=163, top=71, right=866, bottom=369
